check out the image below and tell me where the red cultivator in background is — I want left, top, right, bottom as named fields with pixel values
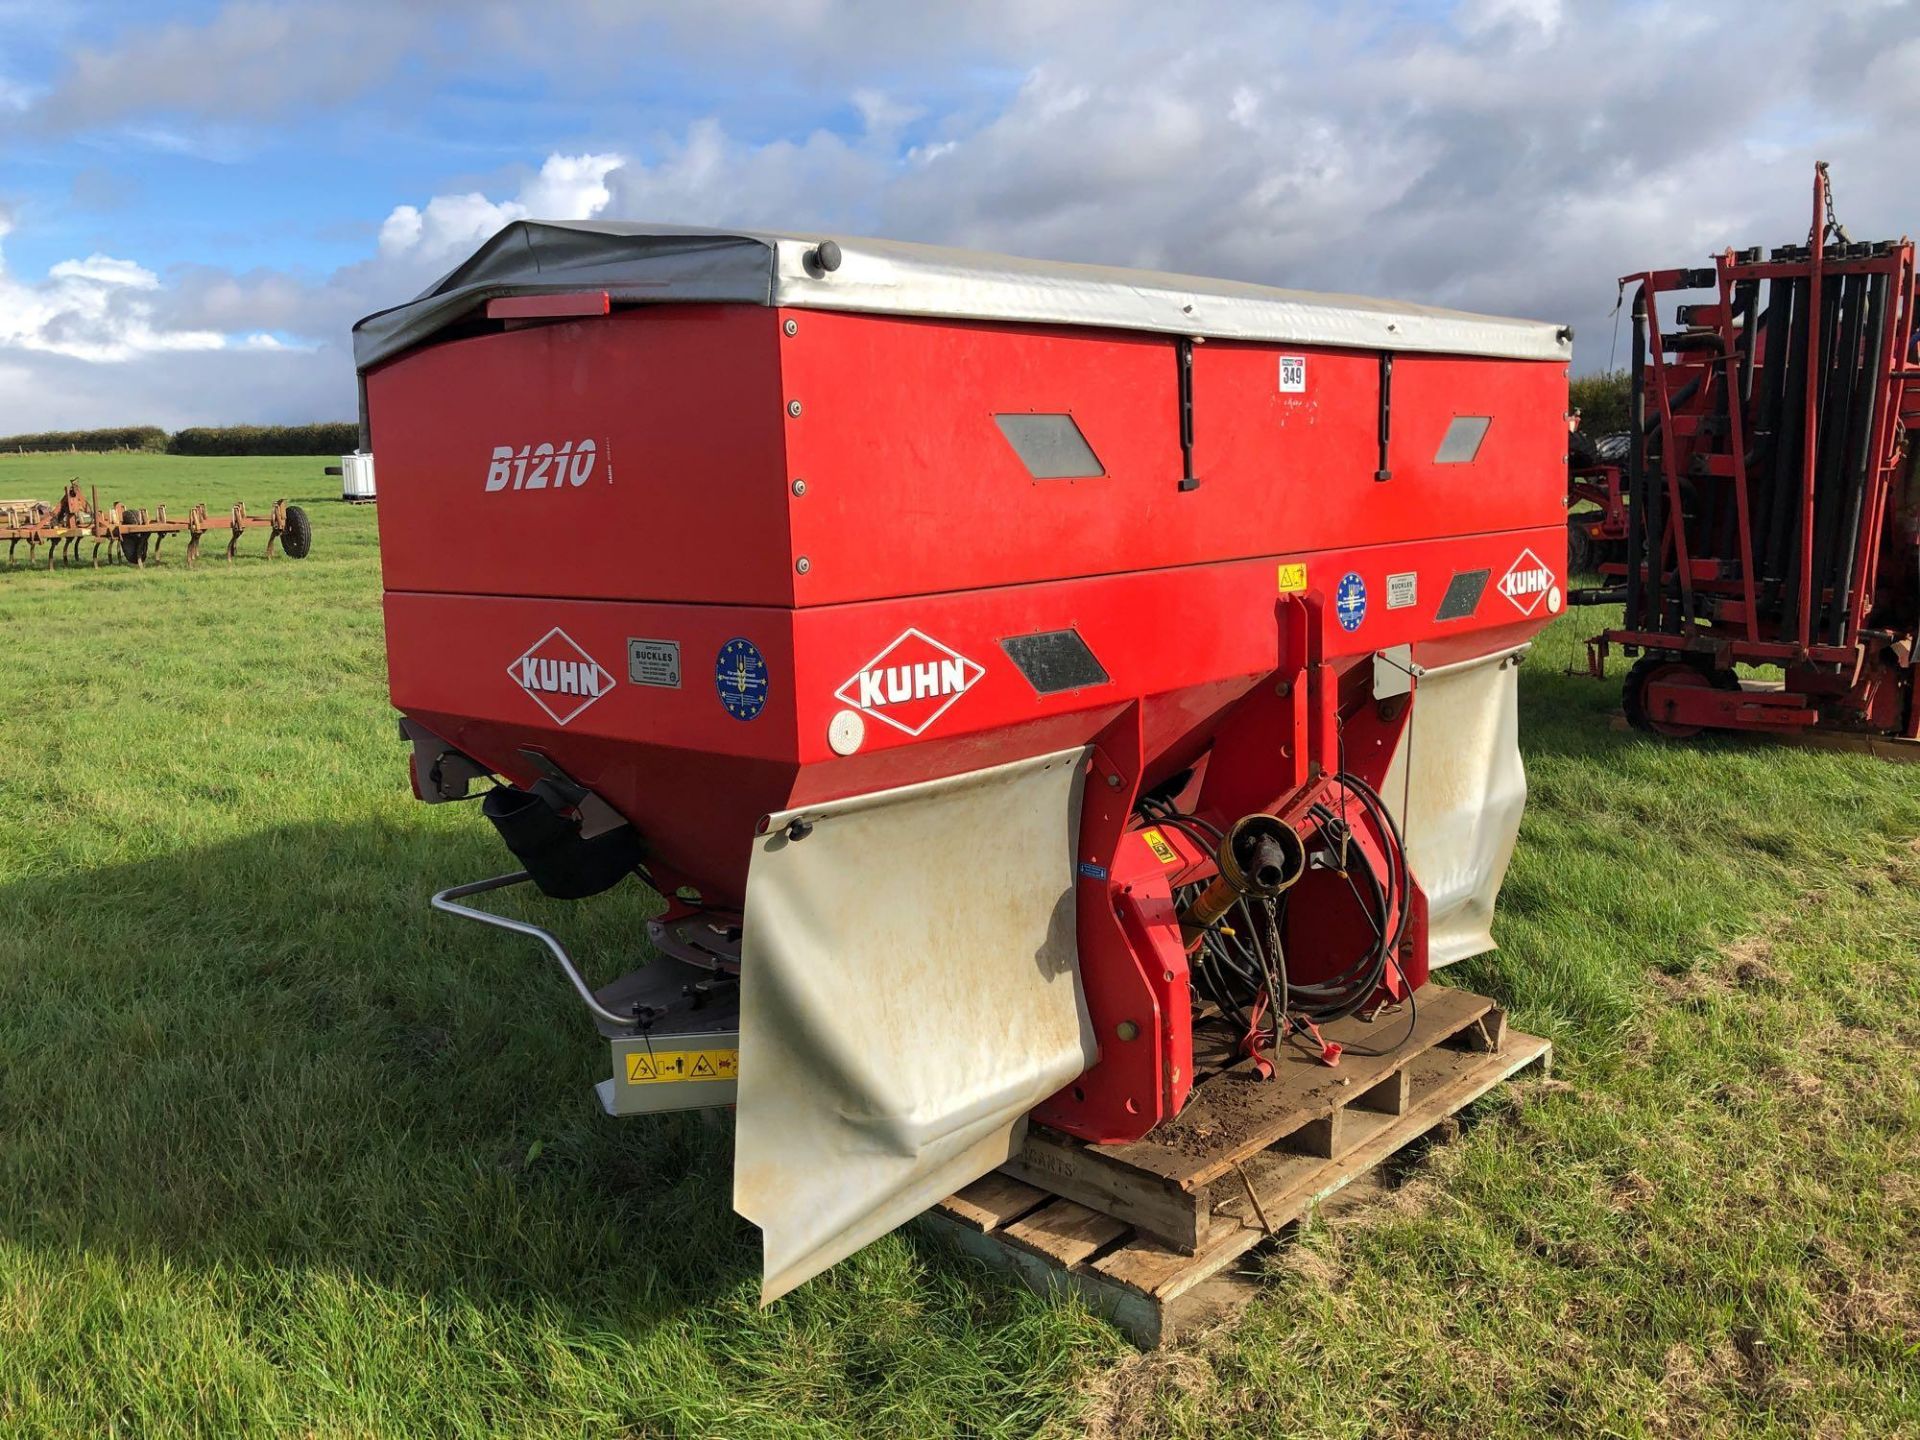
left=0, top=481, right=312, bottom=569
left=1575, top=165, right=1919, bottom=744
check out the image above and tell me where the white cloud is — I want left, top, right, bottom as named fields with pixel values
left=47, top=254, right=158, bottom=289
left=1862, top=34, right=1920, bottom=115
left=1, top=146, right=636, bottom=427
left=600, top=120, right=885, bottom=232
left=0, top=342, right=348, bottom=430
left=6, top=0, right=1920, bottom=430
left=1456, top=0, right=1564, bottom=43
left=520, top=152, right=624, bottom=218
left=851, top=89, right=923, bottom=139
left=0, top=230, right=223, bottom=364
left=376, top=206, right=424, bottom=257
left=377, top=152, right=626, bottom=262
left=28, top=1, right=420, bottom=131
left=376, top=193, right=518, bottom=261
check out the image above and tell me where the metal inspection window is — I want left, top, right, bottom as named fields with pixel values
left=993, top=413, right=1105, bottom=478
left=1433, top=415, right=1492, bottom=464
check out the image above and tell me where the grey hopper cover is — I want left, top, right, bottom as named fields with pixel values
left=352, top=221, right=1571, bottom=372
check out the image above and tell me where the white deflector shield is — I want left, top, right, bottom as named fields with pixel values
left=734, top=748, right=1097, bottom=1303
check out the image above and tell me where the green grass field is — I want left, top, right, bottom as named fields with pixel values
left=2, top=452, right=1917, bottom=1438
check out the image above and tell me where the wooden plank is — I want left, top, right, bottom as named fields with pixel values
left=939, top=1172, right=1051, bottom=1232
left=1081, top=1217, right=1262, bottom=1305
left=1460, top=1006, right=1508, bottom=1053
left=925, top=1030, right=1552, bottom=1346
left=1285, top=1109, right=1342, bottom=1159
left=1322, top=1103, right=1397, bottom=1155
left=1212, top=1107, right=1396, bottom=1229
left=1002, top=1126, right=1208, bottom=1254
left=1091, top=1032, right=1552, bottom=1304
left=1353, top=1068, right=1410, bottom=1115
left=919, top=1210, right=1171, bottom=1347
left=1000, top=1199, right=1132, bottom=1267
left=1211, top=1150, right=1321, bottom=1230
left=1097, top=984, right=1493, bottom=1190
left=1236, top=1035, right=1552, bottom=1250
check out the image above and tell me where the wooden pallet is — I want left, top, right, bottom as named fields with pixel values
left=921, top=984, right=1550, bottom=1346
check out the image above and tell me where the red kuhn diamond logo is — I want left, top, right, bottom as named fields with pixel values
left=835, top=628, right=985, bottom=737
left=509, top=627, right=615, bottom=726
left=1497, top=547, right=1560, bottom=617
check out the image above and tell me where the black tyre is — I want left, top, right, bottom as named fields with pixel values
left=281, top=504, right=313, bottom=559
left=1567, top=431, right=1603, bottom=578
left=1623, top=652, right=1737, bottom=738
left=1568, top=514, right=1597, bottom=576
left=120, top=531, right=149, bottom=565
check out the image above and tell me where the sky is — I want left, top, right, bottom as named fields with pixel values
left=0, top=0, right=1916, bottom=431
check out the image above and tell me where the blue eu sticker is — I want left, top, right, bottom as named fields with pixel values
left=1335, top=571, right=1368, bottom=632
left=715, top=638, right=770, bottom=721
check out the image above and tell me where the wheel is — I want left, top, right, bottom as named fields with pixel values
left=120, top=531, right=149, bottom=565
left=280, top=504, right=312, bottom=559
left=1568, top=429, right=1601, bottom=470
left=1568, top=514, right=1597, bottom=576
left=1623, top=653, right=1737, bottom=738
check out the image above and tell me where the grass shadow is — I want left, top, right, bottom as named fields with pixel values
left=0, top=822, right=1118, bottom=1434
left=0, top=821, right=761, bottom=1325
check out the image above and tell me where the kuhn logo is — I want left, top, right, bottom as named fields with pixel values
left=1498, top=548, right=1560, bottom=616
left=834, top=628, right=985, bottom=737
left=485, top=439, right=598, bottom=492
left=510, top=628, right=615, bottom=726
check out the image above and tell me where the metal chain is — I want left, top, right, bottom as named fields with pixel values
left=1817, top=161, right=1850, bottom=245
left=1261, top=893, right=1286, bottom=1044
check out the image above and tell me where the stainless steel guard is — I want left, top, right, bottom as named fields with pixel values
left=429, top=871, right=638, bottom=1032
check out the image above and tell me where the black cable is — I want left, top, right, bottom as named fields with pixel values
left=1341, top=772, right=1413, bottom=957
left=1282, top=848, right=1388, bottom=1019
left=1339, top=953, right=1419, bottom=1059
left=1310, top=772, right=1418, bottom=1054
left=1136, top=763, right=1416, bottom=1056
left=1274, top=774, right=1409, bottom=1024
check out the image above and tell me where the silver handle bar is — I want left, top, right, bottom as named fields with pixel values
left=429, top=871, right=637, bottom=1032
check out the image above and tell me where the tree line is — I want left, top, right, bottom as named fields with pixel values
left=1569, top=370, right=1630, bottom=438
left=0, top=374, right=1635, bottom=459
left=1, top=423, right=359, bottom=456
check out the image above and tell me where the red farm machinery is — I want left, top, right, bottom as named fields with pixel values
left=357, top=226, right=1570, bottom=1307
left=1572, top=165, right=1919, bottom=746
left=1, top=480, right=312, bottom=570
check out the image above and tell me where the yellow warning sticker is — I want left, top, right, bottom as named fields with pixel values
left=1142, top=828, right=1180, bottom=865
left=625, top=1048, right=739, bottom=1085
left=1276, top=562, right=1308, bottom=594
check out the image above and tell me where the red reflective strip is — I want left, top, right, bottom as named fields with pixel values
left=486, top=292, right=611, bottom=321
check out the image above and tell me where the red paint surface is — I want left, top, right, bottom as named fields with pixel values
left=371, top=300, right=1568, bottom=1140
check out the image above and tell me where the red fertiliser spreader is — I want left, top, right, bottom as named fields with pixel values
left=355, top=226, right=1571, bottom=1300
left=1574, top=164, right=1919, bottom=745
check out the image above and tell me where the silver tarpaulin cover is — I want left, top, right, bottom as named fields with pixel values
left=352, top=222, right=1571, bottom=373
left=734, top=748, right=1096, bottom=1303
